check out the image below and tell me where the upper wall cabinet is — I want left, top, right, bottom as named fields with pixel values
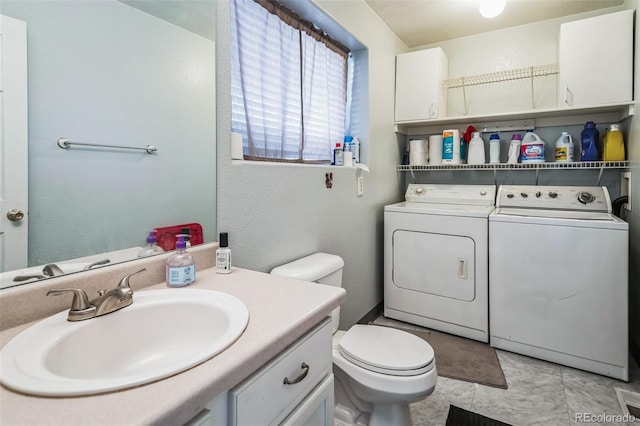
left=558, top=9, right=634, bottom=108
left=395, top=48, right=448, bottom=122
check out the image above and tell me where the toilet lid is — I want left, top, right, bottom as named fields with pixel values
left=338, top=325, right=435, bottom=376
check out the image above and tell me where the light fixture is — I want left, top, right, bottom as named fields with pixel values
left=479, top=0, right=505, bottom=18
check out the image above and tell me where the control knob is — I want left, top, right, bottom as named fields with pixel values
left=577, top=191, right=596, bottom=204
left=548, top=192, right=558, bottom=198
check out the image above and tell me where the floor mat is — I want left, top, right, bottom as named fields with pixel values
left=371, top=319, right=507, bottom=389
left=446, top=405, right=511, bottom=426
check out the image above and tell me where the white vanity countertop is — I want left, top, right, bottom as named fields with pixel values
left=0, top=266, right=346, bottom=426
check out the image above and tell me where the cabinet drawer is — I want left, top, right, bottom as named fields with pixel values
left=229, top=318, right=332, bottom=425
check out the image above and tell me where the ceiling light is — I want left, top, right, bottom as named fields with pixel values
left=479, top=0, right=505, bottom=18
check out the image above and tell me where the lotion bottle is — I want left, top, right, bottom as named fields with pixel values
left=216, top=232, right=231, bottom=274
left=166, top=235, right=196, bottom=287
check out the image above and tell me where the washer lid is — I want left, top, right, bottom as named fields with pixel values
left=338, top=325, right=435, bottom=376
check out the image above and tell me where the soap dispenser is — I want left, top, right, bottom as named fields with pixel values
left=137, top=231, right=165, bottom=258
left=166, top=235, right=196, bottom=287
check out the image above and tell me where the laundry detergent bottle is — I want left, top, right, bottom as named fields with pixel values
left=580, top=121, right=600, bottom=161
left=602, top=124, right=625, bottom=161
left=467, top=132, right=486, bottom=165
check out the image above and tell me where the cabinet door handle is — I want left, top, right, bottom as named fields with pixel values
left=458, top=258, right=467, bottom=279
left=283, top=363, right=309, bottom=385
left=564, top=87, right=573, bottom=106
left=429, top=102, right=436, bottom=118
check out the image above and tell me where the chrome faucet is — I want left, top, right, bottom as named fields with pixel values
left=46, top=268, right=146, bottom=321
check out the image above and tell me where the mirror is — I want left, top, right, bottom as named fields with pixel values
left=1, top=0, right=216, bottom=289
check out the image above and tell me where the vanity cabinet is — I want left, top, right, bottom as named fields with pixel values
left=395, top=48, right=448, bottom=122
left=229, top=318, right=333, bottom=426
left=558, top=9, right=634, bottom=108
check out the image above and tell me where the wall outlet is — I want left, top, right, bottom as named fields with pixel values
left=357, top=176, right=364, bottom=197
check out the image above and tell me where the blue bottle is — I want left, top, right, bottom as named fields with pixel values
left=580, top=121, right=600, bottom=161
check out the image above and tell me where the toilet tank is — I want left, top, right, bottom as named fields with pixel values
left=270, top=253, right=344, bottom=332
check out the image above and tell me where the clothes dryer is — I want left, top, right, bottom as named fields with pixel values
left=489, top=185, right=628, bottom=380
left=384, top=184, right=496, bottom=342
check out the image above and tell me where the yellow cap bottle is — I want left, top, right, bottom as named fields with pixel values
left=602, top=124, right=625, bottom=161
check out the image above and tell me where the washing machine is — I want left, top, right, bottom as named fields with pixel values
left=489, top=185, right=628, bottom=381
left=384, top=184, right=496, bottom=343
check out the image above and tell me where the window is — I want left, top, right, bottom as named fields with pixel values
left=231, top=0, right=350, bottom=163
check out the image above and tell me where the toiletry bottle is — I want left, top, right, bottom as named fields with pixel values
left=216, top=232, right=231, bottom=274
left=489, top=133, right=501, bottom=164
left=137, top=231, right=165, bottom=258
left=333, top=142, right=343, bottom=166
left=602, top=124, right=625, bottom=161
left=467, top=132, right=486, bottom=165
left=352, top=137, right=360, bottom=163
left=166, top=235, right=196, bottom=287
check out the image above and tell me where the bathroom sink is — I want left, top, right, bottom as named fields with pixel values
left=0, top=289, right=249, bottom=396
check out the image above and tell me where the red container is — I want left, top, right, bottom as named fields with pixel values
left=154, top=223, right=203, bottom=251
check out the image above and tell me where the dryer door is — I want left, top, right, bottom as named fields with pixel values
left=392, top=230, right=475, bottom=301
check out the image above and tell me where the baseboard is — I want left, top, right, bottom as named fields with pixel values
left=357, top=301, right=383, bottom=325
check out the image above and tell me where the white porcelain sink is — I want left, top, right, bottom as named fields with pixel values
left=0, top=289, right=249, bottom=396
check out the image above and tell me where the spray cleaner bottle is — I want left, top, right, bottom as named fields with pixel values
left=166, top=235, right=196, bottom=287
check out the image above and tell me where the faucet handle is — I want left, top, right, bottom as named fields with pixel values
left=117, top=268, right=147, bottom=289
left=46, top=288, right=91, bottom=310
left=47, top=288, right=97, bottom=321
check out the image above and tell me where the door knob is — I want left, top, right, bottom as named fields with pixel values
left=7, top=209, right=25, bottom=222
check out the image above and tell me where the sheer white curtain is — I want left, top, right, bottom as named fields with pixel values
left=231, top=0, right=347, bottom=162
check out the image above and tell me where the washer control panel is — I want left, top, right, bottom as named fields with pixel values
left=496, top=185, right=611, bottom=212
left=405, top=184, right=496, bottom=206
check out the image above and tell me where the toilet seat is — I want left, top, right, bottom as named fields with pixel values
left=338, top=325, right=434, bottom=376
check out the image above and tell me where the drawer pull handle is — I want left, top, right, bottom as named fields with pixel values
left=283, top=363, right=309, bottom=385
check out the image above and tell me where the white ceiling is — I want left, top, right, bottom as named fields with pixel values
left=119, top=0, right=625, bottom=48
left=363, top=0, right=625, bottom=47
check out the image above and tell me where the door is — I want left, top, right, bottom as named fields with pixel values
left=394, top=48, right=448, bottom=121
left=392, top=229, right=475, bottom=301
left=0, top=15, right=28, bottom=272
left=558, top=9, right=633, bottom=107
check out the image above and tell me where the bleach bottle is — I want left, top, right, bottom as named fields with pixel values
left=580, top=121, right=600, bottom=161
left=520, top=132, right=545, bottom=163
left=554, top=132, right=574, bottom=162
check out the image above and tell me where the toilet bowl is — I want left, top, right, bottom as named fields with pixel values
left=271, top=253, right=437, bottom=426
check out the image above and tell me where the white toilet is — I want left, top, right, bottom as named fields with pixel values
left=271, top=253, right=437, bottom=426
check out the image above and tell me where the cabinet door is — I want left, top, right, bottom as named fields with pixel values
left=281, top=375, right=334, bottom=426
left=395, top=48, right=448, bottom=121
left=229, top=319, right=332, bottom=426
left=558, top=9, right=634, bottom=107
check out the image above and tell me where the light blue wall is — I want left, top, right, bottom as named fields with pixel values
left=3, top=1, right=216, bottom=265
left=216, top=0, right=407, bottom=327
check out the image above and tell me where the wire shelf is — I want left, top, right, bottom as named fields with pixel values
left=397, top=161, right=629, bottom=172
left=443, top=64, right=559, bottom=89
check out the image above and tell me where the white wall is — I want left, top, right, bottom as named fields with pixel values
left=3, top=1, right=216, bottom=265
left=216, top=0, right=407, bottom=327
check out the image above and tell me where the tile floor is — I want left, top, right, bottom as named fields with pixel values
left=373, top=317, right=640, bottom=426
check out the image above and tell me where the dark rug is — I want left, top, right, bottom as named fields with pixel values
left=371, top=322, right=507, bottom=389
left=446, top=405, right=511, bottom=426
